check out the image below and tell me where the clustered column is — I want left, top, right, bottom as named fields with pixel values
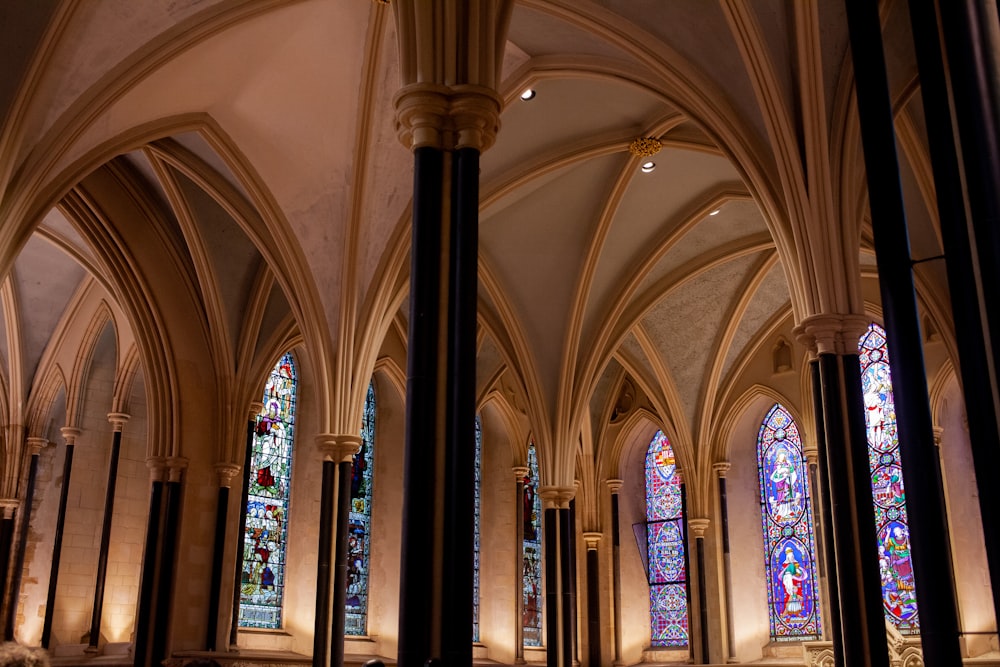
left=539, top=486, right=575, bottom=667
left=606, top=479, right=623, bottom=667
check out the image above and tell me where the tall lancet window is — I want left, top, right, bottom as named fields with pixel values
left=522, top=439, right=543, bottom=646
left=473, top=414, right=483, bottom=642
left=859, top=323, right=919, bottom=633
left=757, top=404, right=822, bottom=640
left=645, top=430, right=688, bottom=647
left=240, top=352, right=297, bottom=629
left=346, top=380, right=376, bottom=634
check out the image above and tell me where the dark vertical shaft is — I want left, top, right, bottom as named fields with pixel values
left=6, top=439, right=44, bottom=640
left=231, top=411, right=257, bottom=647
left=133, top=467, right=164, bottom=667
left=694, top=529, right=709, bottom=664
left=150, top=472, right=183, bottom=667
left=818, top=354, right=888, bottom=667
left=544, top=507, right=559, bottom=667
left=908, top=0, right=1000, bottom=624
left=608, top=482, right=622, bottom=665
left=89, top=416, right=128, bottom=651
left=514, top=469, right=526, bottom=662
left=314, top=459, right=336, bottom=667
left=844, top=2, right=963, bottom=662
left=206, top=473, right=232, bottom=651
left=715, top=465, right=735, bottom=661
left=584, top=536, right=601, bottom=667
left=567, top=499, right=578, bottom=665
left=42, top=429, right=79, bottom=648
left=558, top=507, right=572, bottom=667
left=331, top=454, right=355, bottom=667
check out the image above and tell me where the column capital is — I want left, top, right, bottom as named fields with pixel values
left=248, top=401, right=263, bottom=421
left=539, top=485, right=575, bottom=509
left=512, top=465, right=529, bottom=480
left=146, top=456, right=167, bottom=482
left=214, top=463, right=242, bottom=488
left=688, top=518, right=711, bottom=538
left=932, top=425, right=944, bottom=447
left=107, top=413, right=130, bottom=432
left=26, top=437, right=48, bottom=455
left=0, top=499, right=19, bottom=519
left=804, top=446, right=819, bottom=466
left=712, top=462, right=731, bottom=477
left=394, top=83, right=503, bottom=152
left=606, top=478, right=624, bottom=494
left=794, top=313, right=870, bottom=355
left=315, top=434, right=362, bottom=463
left=583, top=532, right=602, bottom=550
left=60, top=426, right=81, bottom=444
left=165, top=457, right=189, bottom=483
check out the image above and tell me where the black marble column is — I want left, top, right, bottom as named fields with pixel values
left=689, top=519, right=710, bottom=665
left=607, top=480, right=623, bottom=666
left=544, top=506, right=559, bottom=667
left=558, top=507, right=572, bottom=667
left=206, top=463, right=239, bottom=651
left=0, top=504, right=15, bottom=638
left=330, top=437, right=362, bottom=667
left=908, top=0, right=1000, bottom=624
left=5, top=437, right=46, bottom=640
left=133, top=459, right=165, bottom=667
left=567, top=498, right=578, bottom=665
left=314, top=458, right=336, bottom=667
left=845, top=2, right=963, bottom=662
left=88, top=413, right=129, bottom=652
left=42, top=426, right=80, bottom=649
left=583, top=533, right=601, bottom=667
left=150, top=461, right=185, bottom=667
left=513, top=466, right=528, bottom=663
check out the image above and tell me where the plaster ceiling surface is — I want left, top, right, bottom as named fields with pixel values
left=719, top=260, right=792, bottom=381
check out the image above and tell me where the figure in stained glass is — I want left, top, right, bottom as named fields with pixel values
left=645, top=430, right=689, bottom=648
left=859, top=323, right=919, bottom=634
left=345, top=380, right=376, bottom=635
left=239, top=352, right=297, bottom=629
left=757, top=404, right=821, bottom=640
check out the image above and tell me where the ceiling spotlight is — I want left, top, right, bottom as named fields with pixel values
left=520, top=89, right=536, bottom=101
left=709, top=209, right=721, bottom=216
left=641, top=161, right=656, bottom=173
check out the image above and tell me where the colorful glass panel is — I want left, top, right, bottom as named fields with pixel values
left=522, top=440, right=543, bottom=646
left=239, top=353, right=297, bottom=628
left=645, top=430, right=689, bottom=647
left=757, top=404, right=822, bottom=640
left=345, top=380, right=376, bottom=635
left=473, top=415, right=482, bottom=643
left=860, top=323, right=919, bottom=633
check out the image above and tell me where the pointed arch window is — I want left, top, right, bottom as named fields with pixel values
left=522, top=439, right=543, bottom=646
left=473, top=414, right=483, bottom=643
left=645, top=430, right=689, bottom=647
left=345, top=380, right=376, bottom=635
left=757, top=404, right=822, bottom=640
left=239, top=352, right=297, bottom=629
left=859, top=323, right=919, bottom=633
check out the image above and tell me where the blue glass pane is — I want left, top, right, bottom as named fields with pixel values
left=522, top=441, right=543, bottom=646
left=473, top=415, right=482, bottom=643
left=757, top=404, right=822, bottom=640
left=240, top=353, right=297, bottom=629
left=645, top=430, right=688, bottom=647
left=345, top=380, right=376, bottom=635
left=859, top=324, right=919, bottom=634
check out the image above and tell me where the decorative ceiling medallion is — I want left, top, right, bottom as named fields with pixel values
left=629, top=137, right=663, bottom=158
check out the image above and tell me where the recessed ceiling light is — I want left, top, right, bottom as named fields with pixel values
left=709, top=209, right=721, bottom=216
left=641, top=161, right=656, bottom=173
left=520, top=89, right=536, bottom=101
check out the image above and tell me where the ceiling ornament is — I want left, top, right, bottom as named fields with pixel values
left=628, top=137, right=663, bottom=158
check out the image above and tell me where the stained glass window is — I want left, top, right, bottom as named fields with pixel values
left=522, top=440, right=543, bottom=646
left=239, top=352, right=297, bottom=629
left=473, top=415, right=482, bottom=643
left=859, top=323, right=919, bottom=634
left=645, top=430, right=689, bottom=647
left=757, top=404, right=822, bottom=640
left=345, top=380, right=376, bottom=635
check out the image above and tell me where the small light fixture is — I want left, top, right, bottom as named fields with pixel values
left=709, top=209, right=721, bottom=216
left=641, top=161, right=656, bottom=173
left=520, top=89, right=536, bottom=101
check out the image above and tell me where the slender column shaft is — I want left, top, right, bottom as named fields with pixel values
left=207, top=464, right=239, bottom=651
left=818, top=354, right=887, bottom=667
left=713, top=464, right=734, bottom=661
left=513, top=468, right=527, bottom=663
left=42, top=428, right=79, bottom=648
left=809, top=359, right=842, bottom=664
left=0, top=507, right=14, bottom=638
left=231, top=412, right=257, bottom=647
left=845, top=2, right=963, bottom=661
left=133, top=462, right=165, bottom=667
left=607, top=482, right=622, bottom=666
left=567, top=499, right=578, bottom=665
left=151, top=465, right=184, bottom=667
left=89, top=415, right=129, bottom=651
left=314, top=460, right=336, bottom=667
left=696, top=537, right=708, bottom=664
left=583, top=535, right=601, bottom=667
left=6, top=438, right=45, bottom=641
left=544, top=507, right=559, bottom=667
left=908, top=0, right=1000, bottom=623
left=558, top=507, right=572, bottom=667
left=331, top=451, right=358, bottom=667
